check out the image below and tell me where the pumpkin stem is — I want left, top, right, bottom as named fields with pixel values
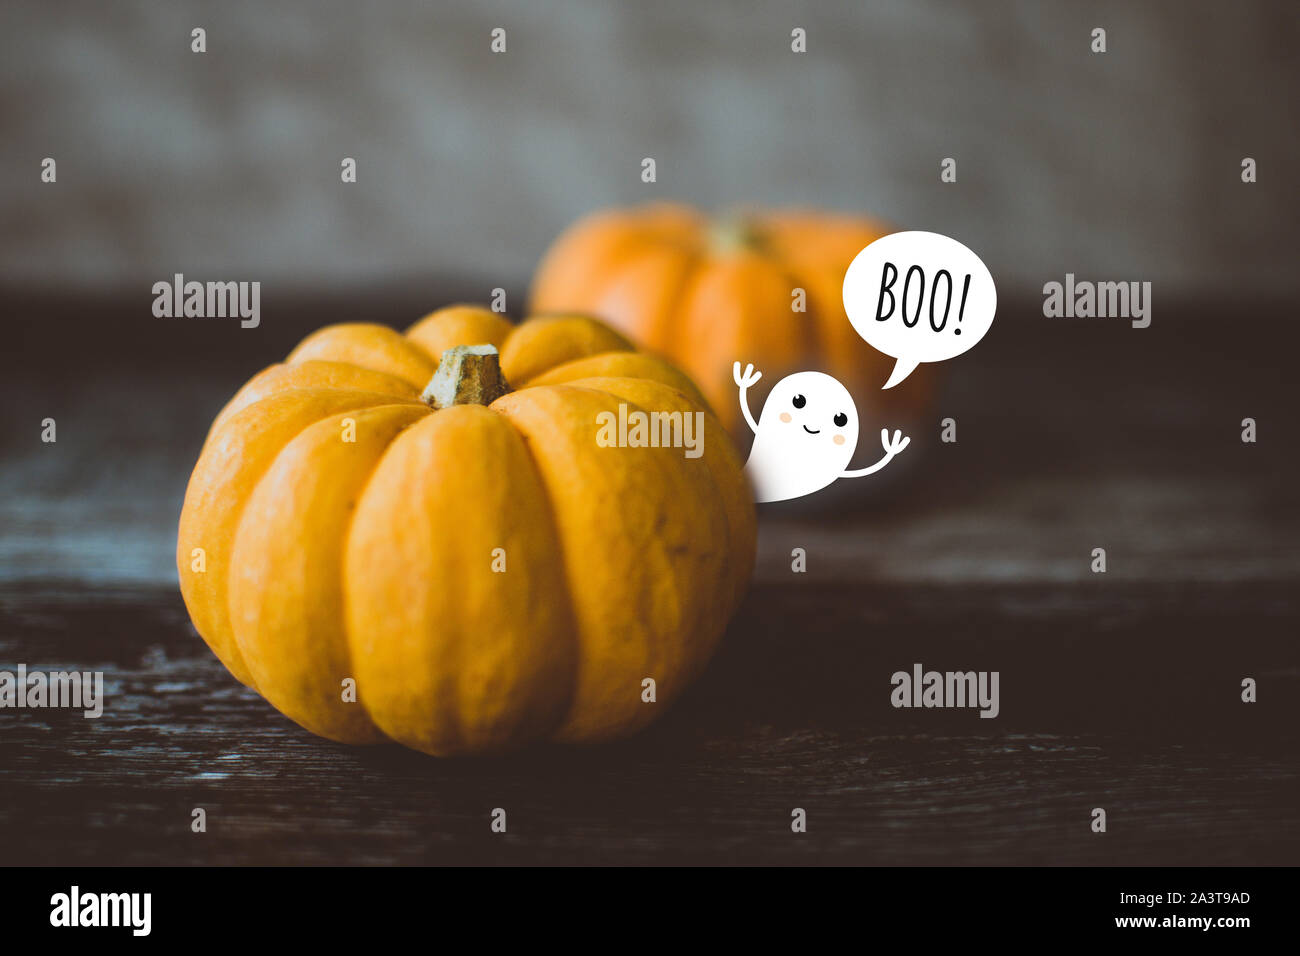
left=421, top=345, right=512, bottom=409
left=709, top=212, right=765, bottom=254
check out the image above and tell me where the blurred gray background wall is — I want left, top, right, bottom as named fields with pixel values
left=2, top=0, right=1295, bottom=297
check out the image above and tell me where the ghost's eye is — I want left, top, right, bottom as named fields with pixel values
left=792, top=394, right=806, bottom=408
left=833, top=412, right=848, bottom=427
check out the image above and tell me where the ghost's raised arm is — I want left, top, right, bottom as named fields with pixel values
left=841, top=429, right=910, bottom=478
left=841, top=455, right=893, bottom=478
left=732, top=362, right=762, bottom=434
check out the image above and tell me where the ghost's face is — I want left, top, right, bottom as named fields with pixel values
left=758, top=371, right=860, bottom=455
left=745, top=371, right=860, bottom=503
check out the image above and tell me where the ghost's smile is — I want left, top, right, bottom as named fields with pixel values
left=802, top=425, right=820, bottom=434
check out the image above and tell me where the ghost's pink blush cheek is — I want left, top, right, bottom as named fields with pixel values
left=779, top=412, right=792, bottom=423
left=833, top=435, right=846, bottom=445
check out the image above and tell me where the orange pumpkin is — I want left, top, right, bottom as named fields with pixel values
left=177, top=305, right=755, bottom=755
left=530, top=203, right=938, bottom=442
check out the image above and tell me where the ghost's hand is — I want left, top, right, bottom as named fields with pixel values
left=733, top=362, right=762, bottom=434
left=733, top=362, right=762, bottom=390
left=881, top=429, right=911, bottom=457
left=842, top=428, right=911, bottom=479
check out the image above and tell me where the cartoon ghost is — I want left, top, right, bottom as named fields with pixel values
left=734, top=362, right=910, bottom=503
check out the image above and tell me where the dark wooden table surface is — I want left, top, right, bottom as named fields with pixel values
left=1, top=288, right=1296, bottom=865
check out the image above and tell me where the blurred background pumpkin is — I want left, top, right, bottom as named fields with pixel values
left=530, top=203, right=939, bottom=449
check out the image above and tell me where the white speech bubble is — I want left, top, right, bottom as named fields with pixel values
left=842, top=231, right=997, bottom=388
